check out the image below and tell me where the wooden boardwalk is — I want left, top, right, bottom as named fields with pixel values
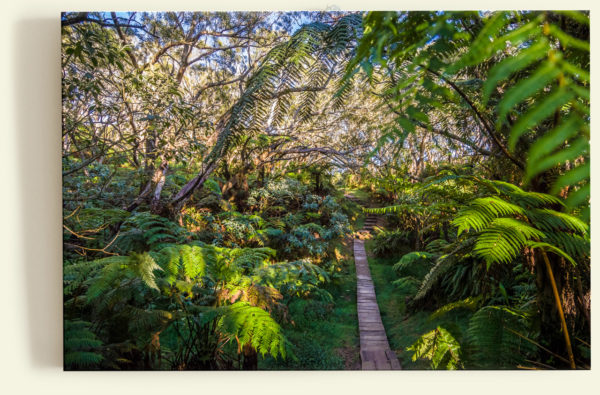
left=354, top=215, right=401, bottom=370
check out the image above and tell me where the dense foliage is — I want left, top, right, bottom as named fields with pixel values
left=62, top=10, right=589, bottom=370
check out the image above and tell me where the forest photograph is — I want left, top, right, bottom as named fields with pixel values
left=61, top=10, right=590, bottom=370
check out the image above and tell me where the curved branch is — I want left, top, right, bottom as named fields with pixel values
left=423, top=66, right=525, bottom=170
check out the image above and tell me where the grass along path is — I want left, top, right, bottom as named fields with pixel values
left=364, top=239, right=472, bottom=369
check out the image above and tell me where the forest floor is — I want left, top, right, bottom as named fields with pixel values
left=258, top=237, right=361, bottom=369
left=258, top=197, right=362, bottom=370
left=347, top=190, right=434, bottom=369
left=365, top=238, right=472, bottom=369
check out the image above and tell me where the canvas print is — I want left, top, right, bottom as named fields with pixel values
left=62, top=11, right=590, bottom=370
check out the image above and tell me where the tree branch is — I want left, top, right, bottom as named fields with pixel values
left=423, top=66, right=525, bottom=170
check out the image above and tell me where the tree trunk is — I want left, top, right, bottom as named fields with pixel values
left=150, top=162, right=168, bottom=214
left=169, top=160, right=220, bottom=214
left=242, top=344, right=258, bottom=370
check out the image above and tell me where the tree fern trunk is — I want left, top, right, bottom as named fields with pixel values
left=534, top=250, right=575, bottom=367
left=530, top=177, right=586, bottom=367
left=242, top=343, right=258, bottom=370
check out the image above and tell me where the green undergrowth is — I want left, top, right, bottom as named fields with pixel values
left=259, top=240, right=359, bottom=370
left=353, top=208, right=366, bottom=231
left=342, top=187, right=371, bottom=203
left=260, top=197, right=364, bottom=369
left=365, top=240, right=470, bottom=369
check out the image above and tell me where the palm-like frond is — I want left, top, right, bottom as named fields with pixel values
left=453, top=197, right=524, bottom=235
left=465, top=306, right=536, bottom=368
left=429, top=296, right=482, bottom=320
left=393, top=251, right=435, bottom=279
left=473, top=218, right=545, bottom=266
left=407, top=326, right=462, bottom=369
left=64, top=320, right=104, bottom=370
left=217, top=302, right=289, bottom=359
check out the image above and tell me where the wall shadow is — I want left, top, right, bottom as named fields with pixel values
left=14, top=18, right=63, bottom=368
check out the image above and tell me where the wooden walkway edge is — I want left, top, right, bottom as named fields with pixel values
left=354, top=229, right=401, bottom=370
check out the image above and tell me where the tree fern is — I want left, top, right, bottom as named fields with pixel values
left=472, top=218, right=545, bottom=267
left=65, top=207, right=131, bottom=233
left=217, top=302, right=289, bottom=359
left=407, top=326, right=462, bottom=369
left=64, top=259, right=108, bottom=296
left=254, top=259, right=330, bottom=299
left=391, top=276, right=421, bottom=296
left=453, top=197, right=525, bottom=235
left=452, top=182, right=588, bottom=267
left=64, top=320, right=104, bottom=370
left=206, top=14, right=361, bottom=163
left=393, top=251, right=435, bottom=279
left=370, top=228, right=411, bottom=257
left=350, top=11, right=589, bottom=219
left=452, top=11, right=589, bottom=215
left=125, top=306, right=174, bottom=335
left=116, top=212, right=189, bottom=253
left=85, top=252, right=162, bottom=302
left=414, top=255, right=456, bottom=301
left=152, top=244, right=210, bottom=286
left=414, top=238, right=475, bottom=301
left=466, top=306, right=536, bottom=368
left=429, top=296, right=482, bottom=321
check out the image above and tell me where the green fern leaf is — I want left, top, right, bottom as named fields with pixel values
left=497, top=61, right=561, bottom=124
left=473, top=218, right=545, bottom=266
left=218, top=302, right=288, bottom=359
left=466, top=306, right=536, bottom=368
left=407, top=326, right=462, bottom=369
left=508, top=87, right=575, bottom=151
left=483, top=38, right=549, bottom=104
left=429, top=296, right=482, bottom=320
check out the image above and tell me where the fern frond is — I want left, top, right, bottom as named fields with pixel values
left=466, top=306, right=536, bottom=368
left=473, top=218, right=545, bottom=266
left=116, top=212, right=189, bottom=253
left=393, top=251, right=435, bottom=279
left=453, top=197, right=524, bottom=235
left=407, top=326, right=462, bottom=369
left=527, top=208, right=588, bottom=235
left=129, top=252, right=163, bottom=291
left=84, top=252, right=162, bottom=301
left=429, top=296, right=482, bottom=320
left=391, top=276, right=421, bottom=295
left=64, top=259, right=107, bottom=295
left=64, top=319, right=104, bottom=369
left=153, top=244, right=210, bottom=285
left=415, top=236, right=477, bottom=301
left=425, top=239, right=450, bottom=254
left=125, top=306, right=174, bottom=333
left=537, top=231, right=589, bottom=260
left=415, top=255, right=454, bottom=301
left=254, top=259, right=330, bottom=298
left=217, top=302, right=288, bottom=359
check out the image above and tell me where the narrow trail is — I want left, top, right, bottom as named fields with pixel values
left=347, top=195, right=401, bottom=370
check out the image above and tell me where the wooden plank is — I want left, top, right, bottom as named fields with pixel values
left=362, top=360, right=376, bottom=370
left=374, top=358, right=391, bottom=370
left=386, top=349, right=402, bottom=370
left=352, top=214, right=401, bottom=371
